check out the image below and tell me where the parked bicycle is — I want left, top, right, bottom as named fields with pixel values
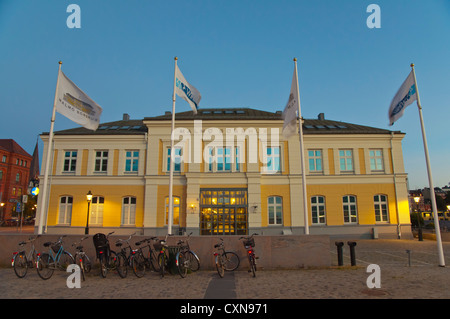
left=114, top=232, right=137, bottom=278
left=239, top=233, right=258, bottom=277
left=175, top=232, right=200, bottom=278
left=12, top=235, right=40, bottom=278
left=93, top=232, right=118, bottom=278
left=72, top=236, right=92, bottom=281
left=156, top=234, right=174, bottom=278
left=213, top=237, right=240, bottom=277
left=36, top=235, right=75, bottom=280
left=131, top=236, right=159, bottom=278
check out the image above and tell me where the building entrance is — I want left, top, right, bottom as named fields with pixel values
left=199, top=188, right=248, bottom=235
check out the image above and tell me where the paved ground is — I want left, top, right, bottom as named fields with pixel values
left=2, top=238, right=449, bottom=300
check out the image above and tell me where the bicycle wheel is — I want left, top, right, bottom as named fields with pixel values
left=186, top=251, right=200, bottom=272
left=176, top=252, right=188, bottom=278
left=149, top=250, right=160, bottom=272
left=75, top=254, right=86, bottom=281
left=132, top=252, right=146, bottom=278
left=36, top=253, right=54, bottom=280
left=60, top=251, right=75, bottom=270
left=99, top=254, right=108, bottom=278
left=83, top=254, right=92, bottom=273
left=215, top=255, right=225, bottom=278
left=13, top=253, right=28, bottom=278
left=222, top=251, right=240, bottom=271
left=249, top=255, right=256, bottom=277
left=115, top=253, right=128, bottom=278
left=158, top=251, right=167, bottom=278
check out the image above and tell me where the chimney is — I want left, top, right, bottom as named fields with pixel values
left=318, top=113, right=325, bottom=121
left=123, top=113, right=130, bottom=121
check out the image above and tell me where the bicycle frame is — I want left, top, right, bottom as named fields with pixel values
left=38, top=237, right=74, bottom=270
left=12, top=236, right=39, bottom=267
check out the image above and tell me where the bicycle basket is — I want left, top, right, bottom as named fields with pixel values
left=153, top=241, right=163, bottom=251
left=51, top=243, right=61, bottom=253
left=243, top=238, right=255, bottom=247
left=93, top=233, right=109, bottom=248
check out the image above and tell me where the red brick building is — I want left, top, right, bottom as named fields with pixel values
left=0, top=139, right=33, bottom=220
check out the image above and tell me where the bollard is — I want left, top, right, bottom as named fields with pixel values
left=335, top=241, right=344, bottom=266
left=347, top=241, right=357, bottom=266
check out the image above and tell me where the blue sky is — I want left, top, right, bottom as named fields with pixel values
left=1, top=0, right=449, bottom=189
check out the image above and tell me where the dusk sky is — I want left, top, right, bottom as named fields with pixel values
left=1, top=0, right=449, bottom=189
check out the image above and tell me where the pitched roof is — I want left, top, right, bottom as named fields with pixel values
left=0, top=139, right=32, bottom=157
left=46, top=108, right=399, bottom=136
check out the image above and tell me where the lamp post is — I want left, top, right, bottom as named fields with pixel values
left=0, top=202, right=4, bottom=221
left=414, top=196, right=423, bottom=241
left=85, top=190, right=93, bottom=235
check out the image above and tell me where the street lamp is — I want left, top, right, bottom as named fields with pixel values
left=85, top=190, right=93, bottom=235
left=1, top=202, right=4, bottom=221
left=414, top=196, right=423, bottom=241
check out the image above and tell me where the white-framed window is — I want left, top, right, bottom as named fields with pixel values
left=268, top=196, right=283, bottom=225
left=167, top=147, right=182, bottom=172
left=343, top=195, right=358, bottom=224
left=207, top=146, right=240, bottom=172
left=374, top=194, right=389, bottom=222
left=122, top=196, right=136, bottom=225
left=125, top=150, right=139, bottom=173
left=339, top=150, right=353, bottom=172
left=369, top=149, right=384, bottom=171
left=165, top=196, right=180, bottom=225
left=90, top=196, right=104, bottom=225
left=15, top=173, right=20, bottom=182
left=265, top=146, right=281, bottom=173
left=311, top=195, right=326, bottom=224
left=308, top=150, right=323, bottom=173
left=58, top=196, right=73, bottom=225
left=95, top=151, right=108, bottom=172
left=63, top=151, right=77, bottom=172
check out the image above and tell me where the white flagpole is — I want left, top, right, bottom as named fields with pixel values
left=37, top=61, right=62, bottom=234
left=410, top=63, right=445, bottom=267
left=294, top=58, right=309, bottom=235
left=168, top=57, right=178, bottom=235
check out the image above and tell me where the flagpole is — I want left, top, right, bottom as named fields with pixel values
left=294, top=58, right=309, bottom=235
left=168, top=57, right=178, bottom=235
left=410, top=63, right=445, bottom=267
left=37, top=61, right=62, bottom=234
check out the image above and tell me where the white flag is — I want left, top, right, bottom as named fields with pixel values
left=55, top=70, right=102, bottom=131
left=282, top=67, right=299, bottom=138
left=175, top=65, right=201, bottom=114
left=388, top=70, right=417, bottom=126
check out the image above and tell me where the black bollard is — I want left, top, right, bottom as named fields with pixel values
left=335, top=241, right=344, bottom=266
left=347, top=241, right=357, bottom=266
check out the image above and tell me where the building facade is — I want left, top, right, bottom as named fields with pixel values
left=0, top=139, right=33, bottom=220
left=36, top=109, right=412, bottom=238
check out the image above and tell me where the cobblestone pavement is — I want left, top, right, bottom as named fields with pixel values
left=1, top=239, right=449, bottom=299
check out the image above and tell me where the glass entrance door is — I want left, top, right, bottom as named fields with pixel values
left=200, top=189, right=248, bottom=235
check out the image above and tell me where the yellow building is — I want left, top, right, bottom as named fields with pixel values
left=36, top=109, right=412, bottom=238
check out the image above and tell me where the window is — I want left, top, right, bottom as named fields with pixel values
left=308, top=150, right=323, bottom=172
left=311, top=196, right=326, bottom=224
left=1, top=155, right=6, bottom=162
left=343, top=195, right=358, bottom=224
left=339, top=150, right=353, bottom=172
left=207, top=147, right=240, bottom=172
left=15, top=173, right=20, bottom=182
left=165, top=196, right=180, bottom=225
left=374, top=194, right=389, bottom=222
left=268, top=196, right=283, bottom=225
left=63, top=151, right=77, bottom=172
left=58, top=196, right=73, bottom=224
left=265, top=146, right=281, bottom=173
left=0, top=170, right=2, bottom=180
left=125, top=151, right=139, bottom=172
left=122, top=196, right=136, bottom=225
left=167, top=147, right=182, bottom=172
left=95, top=151, right=108, bottom=172
left=370, top=149, right=384, bottom=171
left=90, top=196, right=104, bottom=225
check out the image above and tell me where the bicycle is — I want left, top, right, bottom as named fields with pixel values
left=36, top=235, right=75, bottom=280
left=214, top=238, right=240, bottom=273
left=12, top=235, right=40, bottom=278
left=213, top=240, right=225, bottom=278
left=175, top=232, right=200, bottom=278
left=114, top=232, right=136, bottom=278
left=72, top=236, right=92, bottom=281
left=131, top=236, right=159, bottom=278
left=93, top=232, right=118, bottom=278
left=156, top=234, right=173, bottom=278
left=239, top=233, right=258, bottom=277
